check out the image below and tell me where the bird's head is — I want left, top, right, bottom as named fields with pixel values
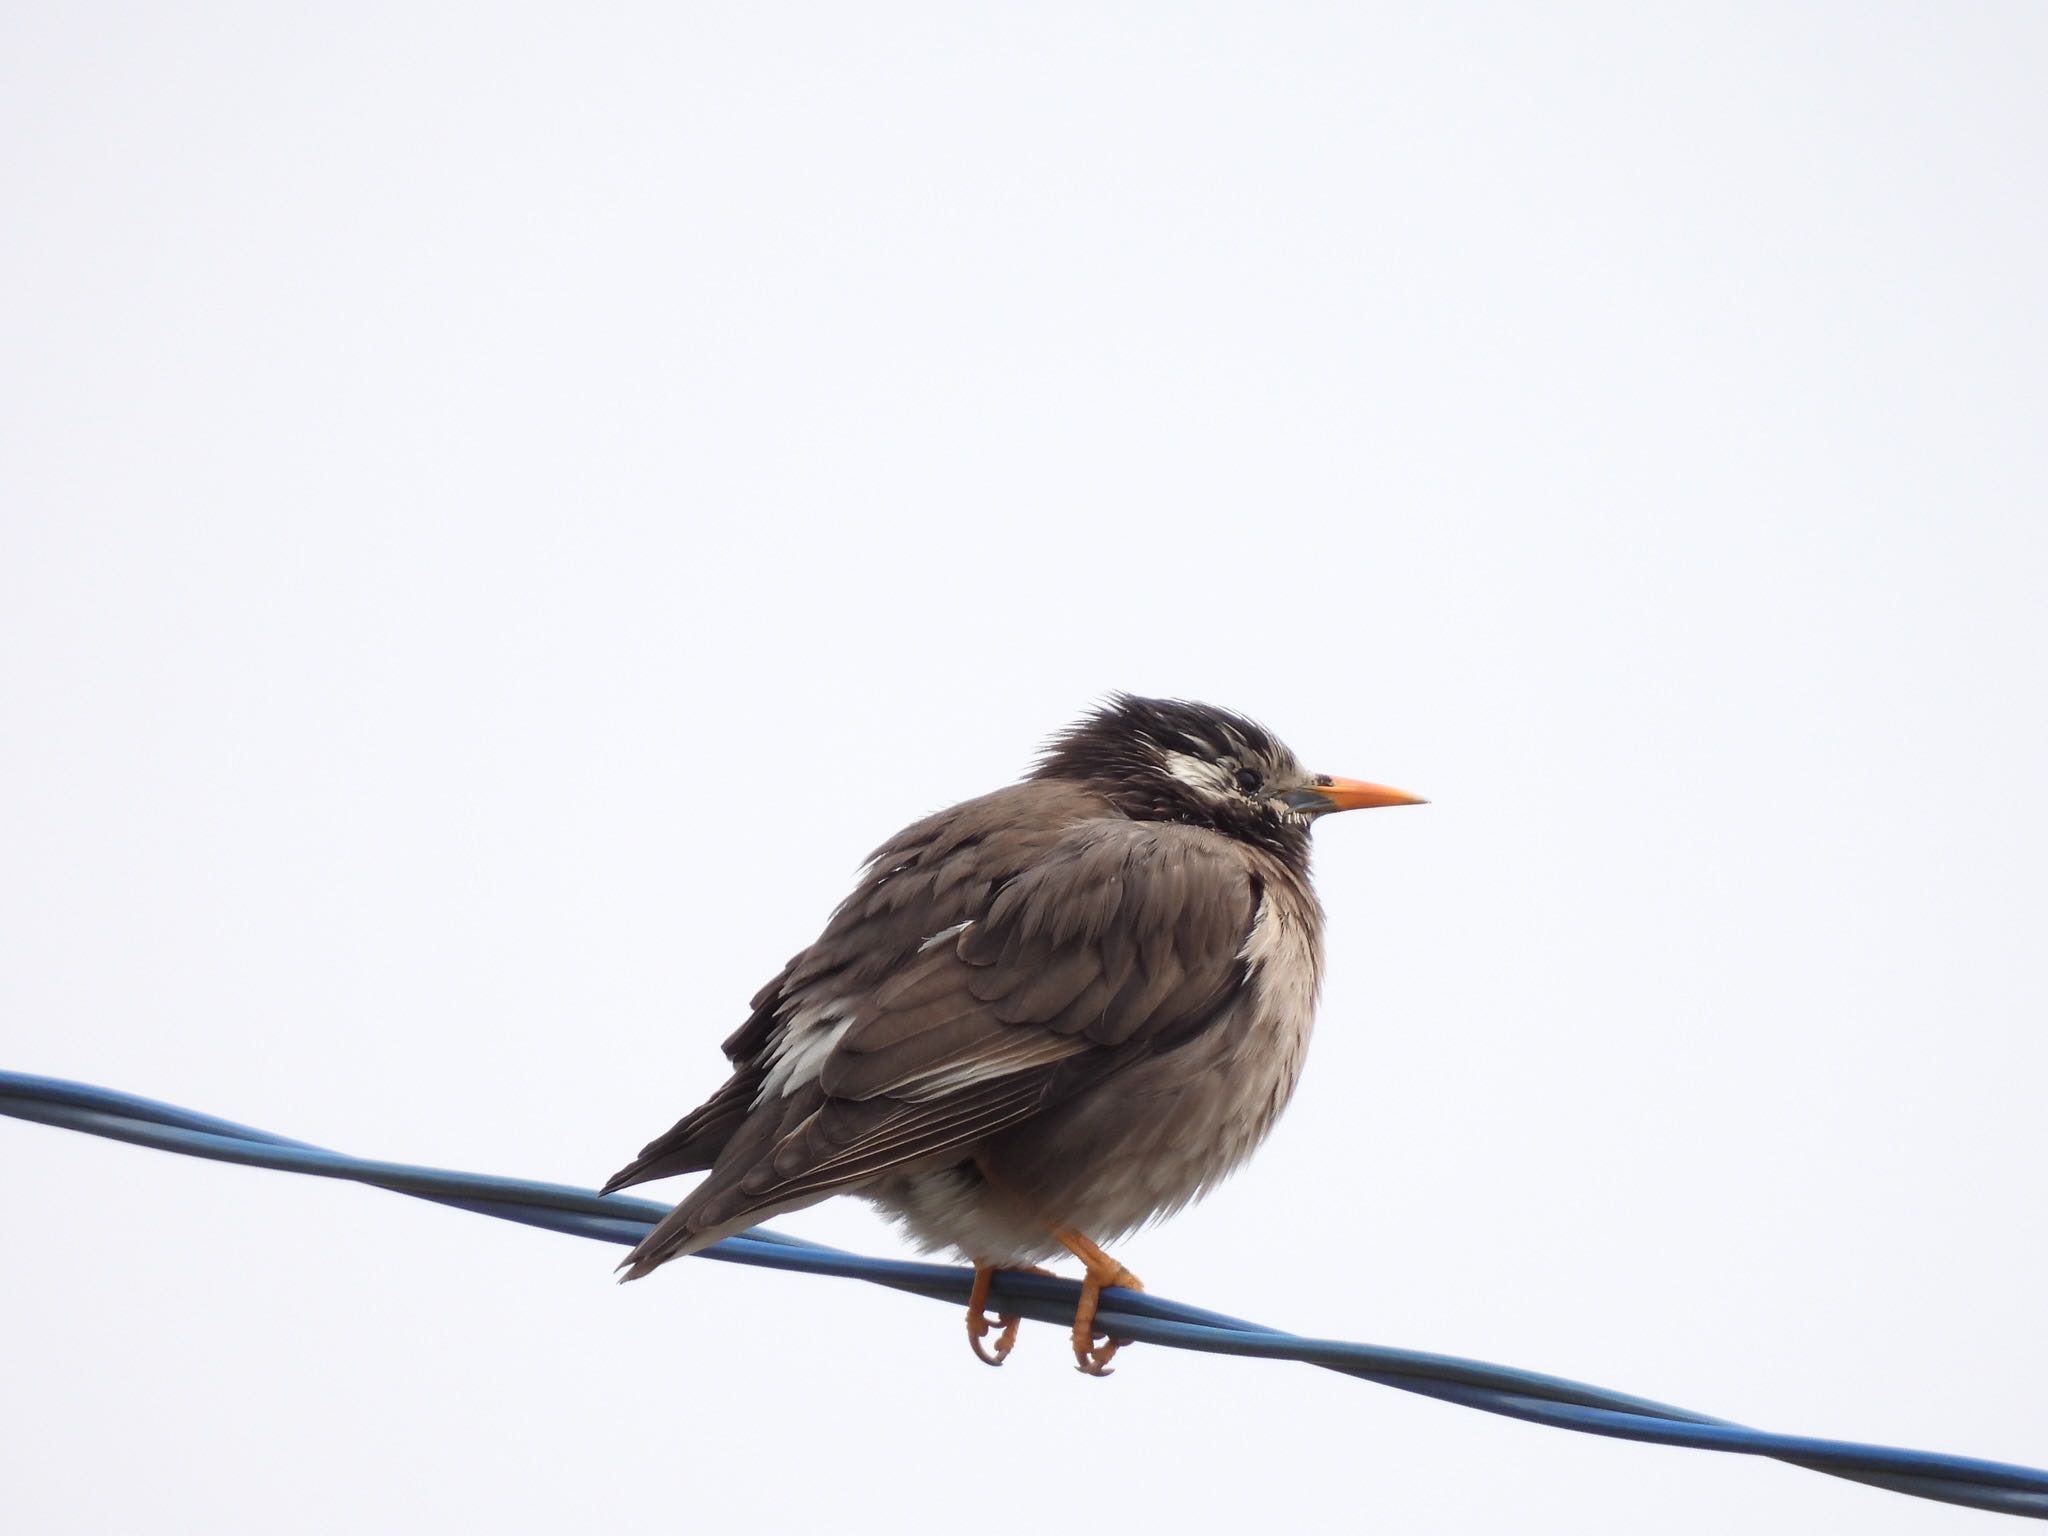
left=1030, top=694, right=1423, bottom=859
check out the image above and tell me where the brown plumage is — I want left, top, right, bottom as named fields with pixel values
left=606, top=695, right=1421, bottom=1372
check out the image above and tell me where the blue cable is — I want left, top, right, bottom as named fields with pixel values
left=3, top=1069, right=2043, bottom=1520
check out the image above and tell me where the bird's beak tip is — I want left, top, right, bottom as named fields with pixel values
left=1289, top=777, right=1427, bottom=814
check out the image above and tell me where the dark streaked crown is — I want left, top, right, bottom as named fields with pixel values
left=1031, top=694, right=1316, bottom=863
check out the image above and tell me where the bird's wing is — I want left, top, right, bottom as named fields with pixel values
left=603, top=782, right=1096, bottom=1195
left=617, top=818, right=1260, bottom=1271
left=821, top=819, right=1261, bottom=1097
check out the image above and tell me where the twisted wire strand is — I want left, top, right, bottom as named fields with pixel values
left=4, top=1070, right=2043, bottom=1521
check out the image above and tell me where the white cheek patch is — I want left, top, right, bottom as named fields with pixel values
left=1160, top=750, right=1228, bottom=795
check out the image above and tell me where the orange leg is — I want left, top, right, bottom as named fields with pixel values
left=1052, top=1227, right=1145, bottom=1376
left=967, top=1158, right=1148, bottom=1376
left=964, top=1263, right=1050, bottom=1367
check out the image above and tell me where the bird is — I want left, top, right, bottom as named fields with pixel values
left=604, top=695, right=1422, bottom=1373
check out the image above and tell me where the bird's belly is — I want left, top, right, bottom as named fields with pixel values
left=868, top=981, right=1317, bottom=1265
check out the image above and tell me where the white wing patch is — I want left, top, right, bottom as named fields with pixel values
left=755, top=997, right=858, bottom=1103
left=918, top=920, right=971, bottom=953
left=888, top=1031, right=1087, bottom=1101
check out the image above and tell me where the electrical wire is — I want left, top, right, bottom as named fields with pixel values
left=3, top=1069, right=2042, bottom=1521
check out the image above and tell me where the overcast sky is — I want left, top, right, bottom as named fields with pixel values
left=4, top=6, right=2045, bottom=1532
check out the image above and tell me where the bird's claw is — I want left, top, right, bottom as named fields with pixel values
left=967, top=1308, right=1023, bottom=1367
left=1072, top=1330, right=1128, bottom=1376
left=965, top=1263, right=1050, bottom=1367
left=968, top=1244, right=1141, bottom=1376
left=1069, top=1262, right=1142, bottom=1378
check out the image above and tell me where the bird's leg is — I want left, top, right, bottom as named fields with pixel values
left=965, top=1263, right=1013, bottom=1367
left=965, top=1262, right=1051, bottom=1367
left=967, top=1158, right=1143, bottom=1374
left=1052, top=1226, right=1144, bottom=1376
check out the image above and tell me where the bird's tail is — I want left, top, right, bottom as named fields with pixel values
left=601, top=1072, right=763, bottom=1196
left=616, top=1201, right=722, bottom=1280
left=616, top=1175, right=823, bottom=1281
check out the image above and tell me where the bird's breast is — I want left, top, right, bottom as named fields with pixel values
left=933, top=881, right=1326, bottom=1255
left=1233, top=883, right=1323, bottom=1127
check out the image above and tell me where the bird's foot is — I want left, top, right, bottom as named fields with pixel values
left=1049, top=1227, right=1144, bottom=1376
left=1070, top=1261, right=1144, bottom=1375
left=965, top=1263, right=1051, bottom=1367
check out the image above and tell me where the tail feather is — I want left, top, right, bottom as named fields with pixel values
left=616, top=1193, right=723, bottom=1280
left=601, top=1071, right=762, bottom=1195
left=612, top=1080, right=833, bottom=1280
left=615, top=1173, right=826, bottom=1280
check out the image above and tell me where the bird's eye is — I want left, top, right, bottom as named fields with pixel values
left=1233, top=767, right=1263, bottom=796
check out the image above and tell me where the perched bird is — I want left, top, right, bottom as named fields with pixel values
left=605, top=695, right=1422, bottom=1373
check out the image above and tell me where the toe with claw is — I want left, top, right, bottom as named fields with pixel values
left=964, top=1263, right=1050, bottom=1367
left=1070, top=1261, right=1143, bottom=1375
left=1051, top=1226, right=1144, bottom=1376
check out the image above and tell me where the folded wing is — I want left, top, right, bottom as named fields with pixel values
left=616, top=817, right=1258, bottom=1275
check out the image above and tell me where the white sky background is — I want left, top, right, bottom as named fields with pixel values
left=3, top=5, right=2044, bottom=1531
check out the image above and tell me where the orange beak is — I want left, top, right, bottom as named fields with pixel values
left=1283, top=776, right=1428, bottom=814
